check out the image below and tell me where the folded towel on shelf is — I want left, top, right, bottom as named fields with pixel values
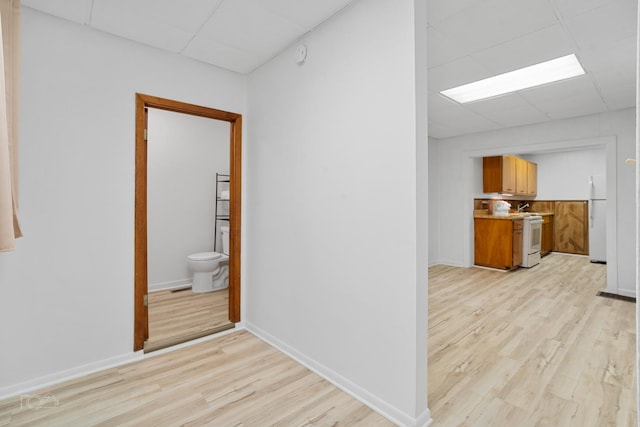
left=220, top=190, right=230, bottom=200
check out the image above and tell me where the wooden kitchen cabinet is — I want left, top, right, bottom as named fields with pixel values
left=483, top=155, right=537, bottom=196
left=512, top=219, right=523, bottom=267
left=527, top=162, right=537, bottom=195
left=541, top=214, right=554, bottom=257
left=474, top=217, right=523, bottom=270
left=516, top=158, right=527, bottom=195
left=483, top=155, right=516, bottom=194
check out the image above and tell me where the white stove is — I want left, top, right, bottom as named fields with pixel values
left=520, top=215, right=542, bottom=268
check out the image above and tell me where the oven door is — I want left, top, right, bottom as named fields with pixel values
left=529, top=219, right=543, bottom=253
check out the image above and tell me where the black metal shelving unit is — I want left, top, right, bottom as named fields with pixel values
left=214, top=173, right=230, bottom=252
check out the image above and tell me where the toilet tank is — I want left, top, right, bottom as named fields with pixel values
left=220, top=226, right=230, bottom=255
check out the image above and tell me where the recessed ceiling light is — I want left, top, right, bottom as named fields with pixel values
left=440, top=54, right=586, bottom=104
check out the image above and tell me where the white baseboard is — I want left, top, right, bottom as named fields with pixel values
left=1, top=324, right=432, bottom=426
left=0, top=325, right=248, bottom=402
left=417, top=408, right=433, bottom=426
left=433, top=259, right=465, bottom=268
left=0, top=351, right=143, bottom=401
left=148, top=278, right=192, bottom=292
left=245, top=322, right=431, bottom=427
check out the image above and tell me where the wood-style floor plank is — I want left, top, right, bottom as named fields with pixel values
left=0, top=331, right=394, bottom=426
left=145, top=287, right=233, bottom=352
left=1, top=253, right=635, bottom=426
left=428, top=253, right=637, bottom=426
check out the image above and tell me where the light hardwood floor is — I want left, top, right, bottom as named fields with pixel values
left=145, top=288, right=233, bottom=352
left=0, top=331, right=393, bottom=426
left=1, top=253, right=635, bottom=426
left=429, top=253, right=637, bottom=426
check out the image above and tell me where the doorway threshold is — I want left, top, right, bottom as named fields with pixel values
left=143, top=322, right=235, bottom=353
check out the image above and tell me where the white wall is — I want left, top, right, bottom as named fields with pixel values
left=246, top=0, right=429, bottom=425
left=0, top=8, right=246, bottom=395
left=147, top=109, right=230, bottom=291
left=635, top=0, right=640, bottom=416
left=430, top=108, right=636, bottom=296
left=523, top=149, right=606, bottom=200
left=469, top=149, right=607, bottom=200
left=428, top=138, right=439, bottom=266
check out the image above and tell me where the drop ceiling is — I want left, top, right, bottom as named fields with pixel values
left=21, top=0, right=356, bottom=73
left=427, top=0, right=637, bottom=138
left=22, top=0, right=638, bottom=139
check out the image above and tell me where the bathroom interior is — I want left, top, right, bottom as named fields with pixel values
left=145, top=107, right=233, bottom=351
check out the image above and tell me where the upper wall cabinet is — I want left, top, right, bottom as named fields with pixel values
left=527, top=162, right=537, bottom=196
left=515, top=157, right=527, bottom=194
left=483, top=155, right=537, bottom=197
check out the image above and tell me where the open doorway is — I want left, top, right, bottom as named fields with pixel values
left=144, top=108, right=232, bottom=351
left=459, top=136, right=618, bottom=292
left=134, top=93, right=242, bottom=352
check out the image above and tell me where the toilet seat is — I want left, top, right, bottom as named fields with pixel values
left=187, top=252, right=222, bottom=262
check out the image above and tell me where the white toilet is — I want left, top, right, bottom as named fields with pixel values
left=187, top=226, right=230, bottom=293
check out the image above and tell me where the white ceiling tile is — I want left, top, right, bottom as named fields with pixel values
left=90, top=0, right=224, bottom=52
left=563, top=0, right=637, bottom=51
left=580, top=36, right=637, bottom=74
left=427, top=27, right=470, bottom=69
left=431, top=0, right=559, bottom=53
left=243, top=0, right=354, bottom=30
left=428, top=56, right=491, bottom=93
left=143, top=0, right=224, bottom=32
left=519, top=76, right=609, bottom=120
left=580, top=36, right=637, bottom=110
left=464, top=94, right=551, bottom=127
left=428, top=92, right=463, bottom=114
left=549, top=0, right=621, bottom=19
left=196, top=0, right=305, bottom=59
left=92, top=0, right=223, bottom=33
left=601, top=91, right=636, bottom=111
left=426, top=0, right=484, bottom=25
left=90, top=9, right=192, bottom=52
left=23, top=0, right=92, bottom=24
left=596, top=86, right=636, bottom=111
left=470, top=24, right=575, bottom=74
left=182, top=35, right=259, bottom=74
left=428, top=93, right=502, bottom=133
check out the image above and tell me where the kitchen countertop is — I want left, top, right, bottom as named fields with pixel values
left=473, top=210, right=554, bottom=220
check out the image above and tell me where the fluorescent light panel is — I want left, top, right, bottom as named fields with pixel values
left=441, top=54, right=586, bottom=103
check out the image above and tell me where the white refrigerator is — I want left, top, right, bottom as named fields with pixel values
left=589, top=174, right=606, bottom=263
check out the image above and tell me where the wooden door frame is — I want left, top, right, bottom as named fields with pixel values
left=134, top=93, right=242, bottom=351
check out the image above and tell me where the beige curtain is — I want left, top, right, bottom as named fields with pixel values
left=0, top=0, right=20, bottom=252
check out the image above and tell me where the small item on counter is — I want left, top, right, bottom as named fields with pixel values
left=493, top=200, right=511, bottom=216
left=488, top=200, right=495, bottom=214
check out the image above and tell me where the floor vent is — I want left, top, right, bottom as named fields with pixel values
left=171, top=287, right=192, bottom=293
left=597, top=291, right=636, bottom=303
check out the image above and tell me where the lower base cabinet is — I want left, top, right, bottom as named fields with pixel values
left=474, top=218, right=524, bottom=270
left=541, top=214, right=554, bottom=256
left=512, top=220, right=523, bottom=266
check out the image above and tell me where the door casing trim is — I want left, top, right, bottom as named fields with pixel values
left=134, top=93, right=242, bottom=351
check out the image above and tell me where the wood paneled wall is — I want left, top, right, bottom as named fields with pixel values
left=553, top=201, right=589, bottom=255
